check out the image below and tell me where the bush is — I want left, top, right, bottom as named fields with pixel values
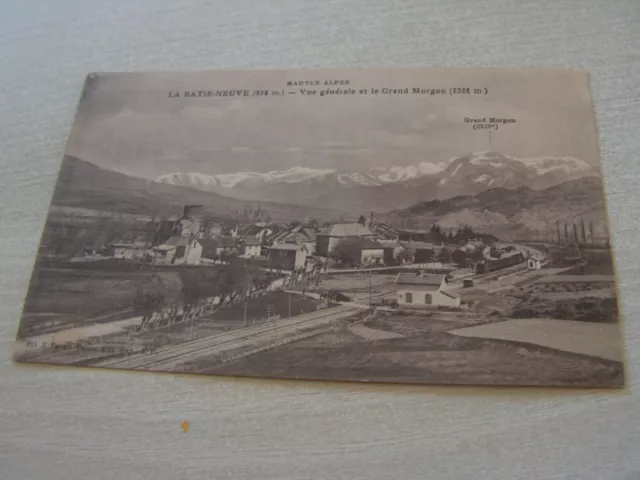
left=327, top=289, right=351, bottom=302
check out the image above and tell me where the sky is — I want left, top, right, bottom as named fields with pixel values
left=64, top=68, right=602, bottom=180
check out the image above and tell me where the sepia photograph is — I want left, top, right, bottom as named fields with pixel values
left=13, top=67, right=625, bottom=387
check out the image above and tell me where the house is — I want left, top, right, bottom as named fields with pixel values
left=370, top=222, right=399, bottom=241
left=241, top=224, right=273, bottom=243
left=395, top=273, right=461, bottom=308
left=204, top=221, right=222, bottom=238
left=112, top=242, right=147, bottom=260
left=378, top=240, right=406, bottom=264
left=272, top=225, right=318, bottom=255
left=242, top=235, right=262, bottom=258
left=268, top=243, right=307, bottom=271
left=152, top=236, right=202, bottom=265
left=316, top=223, right=375, bottom=257
left=358, top=239, right=385, bottom=266
left=201, top=236, right=237, bottom=259
left=472, top=252, right=526, bottom=274
left=527, top=257, right=543, bottom=270
left=399, top=241, right=436, bottom=263
left=331, top=237, right=385, bottom=266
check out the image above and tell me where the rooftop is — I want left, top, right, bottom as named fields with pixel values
left=319, top=223, right=374, bottom=238
left=243, top=235, right=260, bottom=246
left=162, top=236, right=198, bottom=247
left=395, top=273, right=445, bottom=286
left=269, top=243, right=304, bottom=252
left=338, top=237, right=383, bottom=250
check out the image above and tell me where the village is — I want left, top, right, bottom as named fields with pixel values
left=15, top=201, right=621, bottom=386
left=50, top=201, right=616, bottom=326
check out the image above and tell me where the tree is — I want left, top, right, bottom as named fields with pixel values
left=455, top=225, right=475, bottom=244
left=429, top=224, right=445, bottom=243
left=332, top=239, right=362, bottom=266
left=437, top=247, right=452, bottom=265
left=414, top=248, right=434, bottom=263
left=357, top=215, right=367, bottom=226
left=580, top=219, right=587, bottom=244
left=467, top=249, right=485, bottom=263
left=452, top=249, right=467, bottom=267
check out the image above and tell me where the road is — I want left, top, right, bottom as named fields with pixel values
left=450, top=318, right=623, bottom=362
left=95, top=304, right=361, bottom=371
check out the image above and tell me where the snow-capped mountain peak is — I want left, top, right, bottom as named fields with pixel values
left=156, top=166, right=336, bottom=189
left=156, top=160, right=449, bottom=190
left=154, top=152, right=596, bottom=210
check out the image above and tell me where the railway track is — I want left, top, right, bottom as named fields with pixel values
left=96, top=305, right=360, bottom=371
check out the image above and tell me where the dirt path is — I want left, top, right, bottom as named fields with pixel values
left=449, top=318, right=623, bottom=362
left=14, top=315, right=144, bottom=352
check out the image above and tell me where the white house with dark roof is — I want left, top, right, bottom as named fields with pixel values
left=394, top=273, right=460, bottom=308
left=316, top=223, right=375, bottom=257
left=242, top=235, right=262, bottom=258
left=152, top=236, right=202, bottom=265
left=268, top=243, right=307, bottom=271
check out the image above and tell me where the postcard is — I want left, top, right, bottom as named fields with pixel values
left=13, top=67, right=624, bottom=387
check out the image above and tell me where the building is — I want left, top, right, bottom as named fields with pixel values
left=152, top=205, right=209, bottom=245
left=316, top=223, right=375, bottom=257
left=370, top=222, right=399, bottom=241
left=240, top=224, right=275, bottom=243
left=527, top=257, right=543, bottom=270
left=378, top=240, right=406, bottom=264
left=395, top=273, right=461, bottom=308
left=242, top=235, right=262, bottom=258
left=268, top=243, right=307, bottom=271
left=399, top=241, right=436, bottom=263
left=359, top=239, right=385, bottom=266
left=112, top=242, right=147, bottom=260
left=152, top=236, right=202, bottom=265
left=201, top=236, right=237, bottom=259
left=179, top=205, right=205, bottom=238
left=330, top=237, right=385, bottom=266
left=270, top=225, right=318, bottom=255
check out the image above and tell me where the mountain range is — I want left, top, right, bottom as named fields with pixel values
left=51, top=156, right=341, bottom=222
left=387, top=176, right=609, bottom=240
left=155, top=151, right=597, bottom=212
left=50, top=154, right=608, bottom=242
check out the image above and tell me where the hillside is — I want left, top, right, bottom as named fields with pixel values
left=387, top=177, right=610, bottom=240
left=50, top=156, right=340, bottom=221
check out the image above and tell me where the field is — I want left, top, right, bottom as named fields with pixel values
left=212, top=312, right=623, bottom=386
left=17, top=261, right=276, bottom=338
left=292, top=272, right=399, bottom=304
left=18, top=267, right=179, bottom=338
left=16, top=290, right=328, bottom=366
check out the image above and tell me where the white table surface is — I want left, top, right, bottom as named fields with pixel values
left=1, top=1, right=640, bottom=479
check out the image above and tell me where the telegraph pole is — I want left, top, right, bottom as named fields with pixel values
left=369, top=267, right=372, bottom=310
left=288, top=292, right=292, bottom=318
left=243, top=300, right=248, bottom=327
